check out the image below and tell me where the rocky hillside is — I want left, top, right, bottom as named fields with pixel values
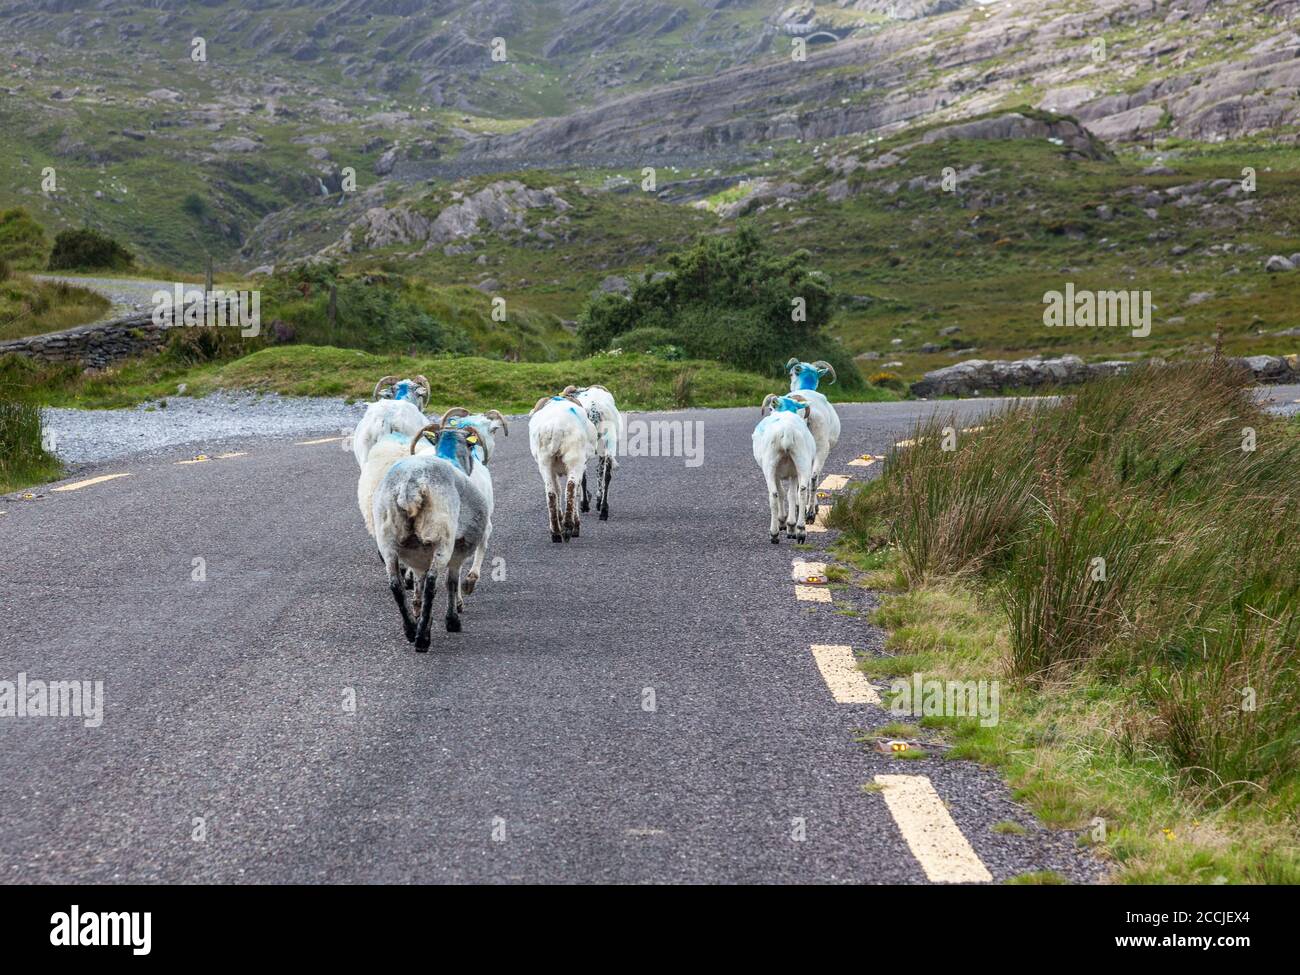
left=467, top=0, right=1300, bottom=158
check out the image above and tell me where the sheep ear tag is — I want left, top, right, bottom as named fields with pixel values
left=466, top=434, right=478, bottom=445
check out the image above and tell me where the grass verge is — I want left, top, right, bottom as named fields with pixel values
left=0, top=399, right=60, bottom=493
left=829, top=360, right=1300, bottom=883
left=0, top=344, right=900, bottom=412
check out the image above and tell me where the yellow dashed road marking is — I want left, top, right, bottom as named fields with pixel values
left=176, top=455, right=210, bottom=465
left=848, top=454, right=882, bottom=467
left=809, top=645, right=880, bottom=704
left=874, top=775, right=993, bottom=884
left=51, top=473, right=132, bottom=493
left=216, top=451, right=247, bottom=459
left=297, top=435, right=348, bottom=445
left=805, top=505, right=831, bottom=533
left=795, top=585, right=832, bottom=603
left=818, top=473, right=850, bottom=491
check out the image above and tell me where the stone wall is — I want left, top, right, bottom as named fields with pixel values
left=910, top=354, right=1300, bottom=398
left=0, top=313, right=167, bottom=370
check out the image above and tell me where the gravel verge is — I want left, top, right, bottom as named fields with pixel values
left=42, top=392, right=368, bottom=468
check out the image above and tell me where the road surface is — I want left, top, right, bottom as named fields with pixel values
left=0, top=396, right=1122, bottom=884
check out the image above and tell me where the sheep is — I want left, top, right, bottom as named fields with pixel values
left=371, top=422, right=490, bottom=650
left=784, top=358, right=842, bottom=523
left=752, top=393, right=817, bottom=544
left=570, top=384, right=621, bottom=521
left=434, top=407, right=508, bottom=593
left=351, top=374, right=431, bottom=468
left=358, top=406, right=506, bottom=597
left=528, top=388, right=597, bottom=542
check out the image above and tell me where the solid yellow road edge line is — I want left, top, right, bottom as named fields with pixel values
left=809, top=645, right=880, bottom=704
left=51, top=473, right=133, bottom=493
left=297, top=435, right=348, bottom=445
left=874, top=775, right=993, bottom=884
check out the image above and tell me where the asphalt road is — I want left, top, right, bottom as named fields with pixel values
left=0, top=395, right=1125, bottom=885
left=5, top=384, right=1298, bottom=884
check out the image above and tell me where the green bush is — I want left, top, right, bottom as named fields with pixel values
left=261, top=272, right=469, bottom=355
left=578, top=225, right=861, bottom=387
left=47, top=227, right=134, bottom=272
left=0, top=208, right=49, bottom=270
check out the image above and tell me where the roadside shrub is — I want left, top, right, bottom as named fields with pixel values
left=0, top=399, right=60, bottom=491
left=577, top=224, right=862, bottom=387
left=47, top=227, right=134, bottom=271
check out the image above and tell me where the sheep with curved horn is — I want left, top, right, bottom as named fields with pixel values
left=436, top=405, right=510, bottom=594
left=353, top=374, right=432, bottom=468
left=752, top=393, right=817, bottom=543
left=370, top=420, right=490, bottom=649
left=785, top=359, right=841, bottom=522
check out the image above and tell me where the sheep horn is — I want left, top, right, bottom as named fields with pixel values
left=812, top=360, right=837, bottom=384
left=484, top=409, right=509, bottom=436
left=561, top=385, right=579, bottom=396
left=373, top=375, right=399, bottom=400
left=440, top=406, right=471, bottom=426
left=411, top=421, right=440, bottom=454
left=529, top=397, right=551, bottom=416
left=761, top=393, right=780, bottom=416
left=784, top=357, right=800, bottom=373
left=413, top=375, right=431, bottom=403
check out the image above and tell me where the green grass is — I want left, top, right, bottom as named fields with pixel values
left=0, top=344, right=899, bottom=412
left=830, top=361, right=1300, bottom=883
left=0, top=400, right=60, bottom=493
left=0, top=273, right=110, bottom=341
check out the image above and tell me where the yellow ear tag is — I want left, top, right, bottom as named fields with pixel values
left=466, top=434, right=478, bottom=444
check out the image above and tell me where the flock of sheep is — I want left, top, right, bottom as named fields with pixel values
left=351, top=359, right=840, bottom=651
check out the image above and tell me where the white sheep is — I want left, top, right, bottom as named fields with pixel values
left=352, top=375, right=430, bottom=468
left=437, top=407, right=508, bottom=592
left=358, top=406, right=506, bottom=597
left=372, top=422, right=490, bottom=650
left=785, top=359, right=841, bottom=522
left=528, top=388, right=597, bottom=542
left=571, top=384, right=621, bottom=521
left=752, top=394, right=817, bottom=544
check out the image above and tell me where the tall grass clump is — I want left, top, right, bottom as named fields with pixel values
left=0, top=399, right=60, bottom=492
left=832, top=361, right=1300, bottom=799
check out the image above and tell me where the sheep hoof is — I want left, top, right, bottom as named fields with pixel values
left=580, top=500, right=590, bottom=513
left=414, top=635, right=431, bottom=652
left=446, top=616, right=461, bottom=633
left=599, top=507, right=609, bottom=521
left=770, top=533, right=780, bottom=544
left=463, top=575, right=478, bottom=595
left=404, top=625, right=417, bottom=643
left=805, top=512, right=816, bottom=525
left=551, top=533, right=563, bottom=543
left=571, top=524, right=580, bottom=537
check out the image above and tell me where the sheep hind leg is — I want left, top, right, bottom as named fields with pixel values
left=765, top=468, right=782, bottom=544
left=386, top=557, right=417, bottom=644
left=445, top=553, right=467, bottom=633
left=411, top=568, right=440, bottom=652
left=564, top=476, right=579, bottom=541
left=545, top=469, right=563, bottom=543
left=580, top=469, right=590, bottom=513
left=463, top=520, right=490, bottom=597
left=599, top=456, right=611, bottom=520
